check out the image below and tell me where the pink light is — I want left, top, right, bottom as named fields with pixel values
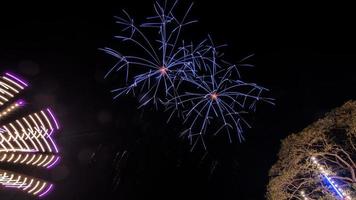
left=210, top=92, right=218, bottom=100
left=5, top=73, right=28, bottom=87
left=38, top=184, right=54, bottom=198
left=159, top=66, right=168, bottom=75
left=47, top=157, right=60, bottom=169
left=46, top=108, right=59, bottom=130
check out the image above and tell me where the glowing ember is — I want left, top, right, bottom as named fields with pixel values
left=159, top=66, right=168, bottom=75
left=210, top=92, right=218, bottom=100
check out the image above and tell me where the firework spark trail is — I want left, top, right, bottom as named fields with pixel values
left=112, top=150, right=128, bottom=191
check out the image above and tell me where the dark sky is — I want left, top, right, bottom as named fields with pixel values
left=0, top=1, right=356, bottom=200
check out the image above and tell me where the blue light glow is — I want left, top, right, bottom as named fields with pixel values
left=322, top=174, right=344, bottom=199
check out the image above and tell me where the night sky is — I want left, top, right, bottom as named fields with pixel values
left=0, top=1, right=356, bottom=199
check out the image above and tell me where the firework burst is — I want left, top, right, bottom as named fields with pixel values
left=166, top=40, right=274, bottom=149
left=101, top=0, right=207, bottom=108
left=0, top=72, right=60, bottom=197
left=102, top=1, right=273, bottom=149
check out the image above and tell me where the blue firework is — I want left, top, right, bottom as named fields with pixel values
left=102, top=1, right=273, bottom=149
left=101, top=0, right=205, bottom=108
left=167, top=40, right=274, bottom=149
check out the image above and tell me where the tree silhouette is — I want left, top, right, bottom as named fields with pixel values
left=267, top=101, right=356, bottom=200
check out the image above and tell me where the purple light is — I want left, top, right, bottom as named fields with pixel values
left=5, top=72, right=28, bottom=87
left=38, top=184, right=54, bottom=198
left=48, top=135, right=59, bottom=153
left=47, top=108, right=60, bottom=130
left=47, top=156, right=60, bottom=169
left=16, top=99, right=26, bottom=106
left=49, top=129, right=54, bottom=136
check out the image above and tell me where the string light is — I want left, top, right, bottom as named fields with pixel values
left=310, top=156, right=352, bottom=200
left=300, top=190, right=309, bottom=200
left=0, top=100, right=25, bottom=118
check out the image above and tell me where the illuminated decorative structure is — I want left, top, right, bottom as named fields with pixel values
left=0, top=170, right=54, bottom=197
left=0, top=72, right=60, bottom=197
